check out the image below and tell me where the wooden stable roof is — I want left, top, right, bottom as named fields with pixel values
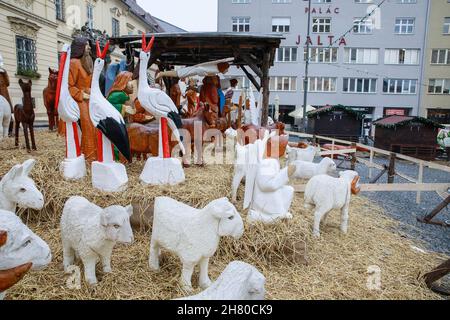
left=109, top=32, right=284, bottom=67
left=373, top=116, right=444, bottom=129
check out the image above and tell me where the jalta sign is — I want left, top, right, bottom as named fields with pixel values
left=296, top=35, right=347, bottom=46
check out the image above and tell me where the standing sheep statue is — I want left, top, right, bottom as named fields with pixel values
left=304, top=170, right=361, bottom=238
left=286, top=145, right=320, bottom=164
left=60, top=196, right=134, bottom=286
left=149, top=197, right=244, bottom=291
left=178, top=261, right=266, bottom=300
left=291, top=157, right=337, bottom=180
left=0, top=210, right=52, bottom=300
left=0, top=159, right=44, bottom=213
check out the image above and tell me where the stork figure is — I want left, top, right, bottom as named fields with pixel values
left=89, top=41, right=130, bottom=192
left=137, top=34, right=185, bottom=186
left=55, top=44, right=86, bottom=180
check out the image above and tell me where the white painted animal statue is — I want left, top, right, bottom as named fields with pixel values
left=286, top=145, right=320, bottom=163
left=304, top=170, right=361, bottom=238
left=60, top=196, right=134, bottom=286
left=178, top=261, right=266, bottom=300
left=0, top=210, right=52, bottom=299
left=149, top=197, right=244, bottom=291
left=292, top=157, right=337, bottom=180
left=0, top=159, right=44, bottom=213
left=0, top=95, right=11, bottom=140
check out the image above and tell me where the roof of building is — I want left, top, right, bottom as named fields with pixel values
left=121, top=0, right=164, bottom=33
left=373, top=116, right=444, bottom=128
left=153, top=17, right=187, bottom=33
left=307, top=104, right=365, bottom=120
left=110, top=32, right=284, bottom=67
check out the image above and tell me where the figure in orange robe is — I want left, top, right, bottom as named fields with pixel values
left=68, top=38, right=97, bottom=162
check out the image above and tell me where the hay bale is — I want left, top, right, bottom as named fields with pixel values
left=0, top=132, right=447, bottom=300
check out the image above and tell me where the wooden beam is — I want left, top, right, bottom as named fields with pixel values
left=260, top=51, right=271, bottom=127
left=240, top=55, right=263, bottom=78
left=240, top=66, right=261, bottom=91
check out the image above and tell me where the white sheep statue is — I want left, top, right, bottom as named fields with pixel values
left=304, top=170, right=361, bottom=238
left=0, top=159, right=44, bottom=213
left=149, top=197, right=244, bottom=291
left=60, top=196, right=134, bottom=286
left=0, top=210, right=52, bottom=300
left=292, top=157, right=337, bottom=180
left=287, top=145, right=320, bottom=163
left=0, top=95, right=11, bottom=140
left=177, top=261, right=266, bottom=300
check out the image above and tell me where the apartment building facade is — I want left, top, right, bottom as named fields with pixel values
left=218, top=0, right=431, bottom=125
left=420, top=0, right=450, bottom=124
left=0, top=0, right=168, bottom=120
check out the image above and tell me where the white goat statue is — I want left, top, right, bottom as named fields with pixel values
left=178, top=261, right=266, bottom=300
left=149, top=197, right=244, bottom=291
left=286, top=145, right=320, bottom=163
left=0, top=159, right=44, bottom=213
left=0, top=210, right=52, bottom=300
left=292, top=157, right=337, bottom=180
left=0, top=95, right=11, bottom=140
left=304, top=170, right=361, bottom=238
left=61, top=196, right=134, bottom=286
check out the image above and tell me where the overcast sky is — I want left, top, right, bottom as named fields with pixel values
left=137, top=0, right=218, bottom=32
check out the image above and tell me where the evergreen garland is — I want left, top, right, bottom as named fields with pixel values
left=307, top=104, right=365, bottom=120
left=374, top=116, right=444, bottom=129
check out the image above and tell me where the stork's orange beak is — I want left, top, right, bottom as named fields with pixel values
left=351, top=176, right=361, bottom=195
left=0, top=262, right=33, bottom=292
left=0, top=230, right=7, bottom=247
left=141, top=33, right=155, bottom=53
left=96, top=40, right=110, bottom=60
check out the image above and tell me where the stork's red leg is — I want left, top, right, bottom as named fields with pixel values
left=161, top=118, right=170, bottom=159
left=97, top=130, right=103, bottom=162
left=72, top=122, right=81, bottom=157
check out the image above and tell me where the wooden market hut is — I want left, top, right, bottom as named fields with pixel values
left=306, top=105, right=364, bottom=142
left=373, top=116, right=444, bottom=160
left=109, top=32, right=283, bottom=126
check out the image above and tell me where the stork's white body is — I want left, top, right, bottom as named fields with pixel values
left=57, top=44, right=86, bottom=180
left=137, top=46, right=185, bottom=186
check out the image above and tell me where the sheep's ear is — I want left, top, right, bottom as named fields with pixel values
left=0, top=230, right=7, bottom=247
left=100, top=211, right=108, bottom=227
left=126, top=205, right=133, bottom=217
left=8, top=165, right=23, bottom=180
left=21, top=159, right=36, bottom=176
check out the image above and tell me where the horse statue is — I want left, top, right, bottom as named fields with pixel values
left=43, top=68, right=59, bottom=131
left=14, top=79, right=36, bottom=152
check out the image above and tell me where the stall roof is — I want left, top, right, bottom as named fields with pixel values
left=307, top=104, right=365, bottom=120
left=109, top=32, right=284, bottom=67
left=373, top=116, right=444, bottom=128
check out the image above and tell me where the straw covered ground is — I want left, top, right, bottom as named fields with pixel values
left=0, top=131, right=447, bottom=300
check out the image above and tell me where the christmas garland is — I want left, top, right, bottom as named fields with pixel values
left=307, top=104, right=365, bottom=120
left=374, top=116, right=444, bottom=129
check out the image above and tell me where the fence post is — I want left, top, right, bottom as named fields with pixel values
left=351, top=142, right=357, bottom=171
left=313, top=134, right=317, bottom=146
left=388, top=153, right=396, bottom=184
left=369, top=149, right=374, bottom=179
left=416, top=161, right=424, bottom=204
left=331, top=140, right=335, bottom=159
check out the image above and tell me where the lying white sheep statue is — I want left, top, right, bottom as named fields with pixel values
left=292, top=157, right=337, bottom=180
left=149, top=197, right=244, bottom=291
left=178, top=261, right=266, bottom=300
left=0, top=159, right=44, bottom=213
left=0, top=210, right=52, bottom=299
left=61, top=196, right=134, bottom=286
left=287, top=145, right=320, bottom=164
left=304, top=170, right=361, bottom=238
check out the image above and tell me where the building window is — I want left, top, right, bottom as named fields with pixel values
left=343, top=78, right=377, bottom=93
left=383, top=79, right=417, bottom=94
left=55, top=0, right=65, bottom=21
left=272, top=17, right=290, bottom=33
left=428, top=79, right=450, bottom=94
left=272, top=0, right=291, bottom=3
left=314, top=0, right=331, bottom=2
left=112, top=18, right=120, bottom=37
left=355, top=0, right=374, bottom=3
left=275, top=47, right=298, bottom=62
left=269, top=76, right=297, bottom=91
left=233, top=0, right=250, bottom=3
left=16, top=36, right=37, bottom=72
left=353, top=18, right=373, bottom=34
left=444, top=18, right=450, bottom=34
left=312, top=18, right=331, bottom=33
left=431, top=49, right=450, bottom=65
left=344, top=48, right=379, bottom=64
left=306, top=47, right=338, bottom=63
left=395, top=18, right=415, bottom=34
left=384, top=49, right=420, bottom=65
left=87, top=3, right=94, bottom=29
left=232, top=17, right=250, bottom=32
left=306, top=77, right=336, bottom=92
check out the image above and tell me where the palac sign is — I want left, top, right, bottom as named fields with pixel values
left=296, top=5, right=348, bottom=47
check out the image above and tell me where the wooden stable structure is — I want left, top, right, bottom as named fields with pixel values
left=373, top=116, right=443, bottom=161
left=307, top=105, right=364, bottom=142
left=109, top=32, right=284, bottom=126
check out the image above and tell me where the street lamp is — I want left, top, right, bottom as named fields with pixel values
left=302, top=0, right=312, bottom=132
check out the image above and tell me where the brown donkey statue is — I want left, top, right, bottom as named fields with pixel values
left=14, top=79, right=36, bottom=152
left=43, top=68, right=59, bottom=131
